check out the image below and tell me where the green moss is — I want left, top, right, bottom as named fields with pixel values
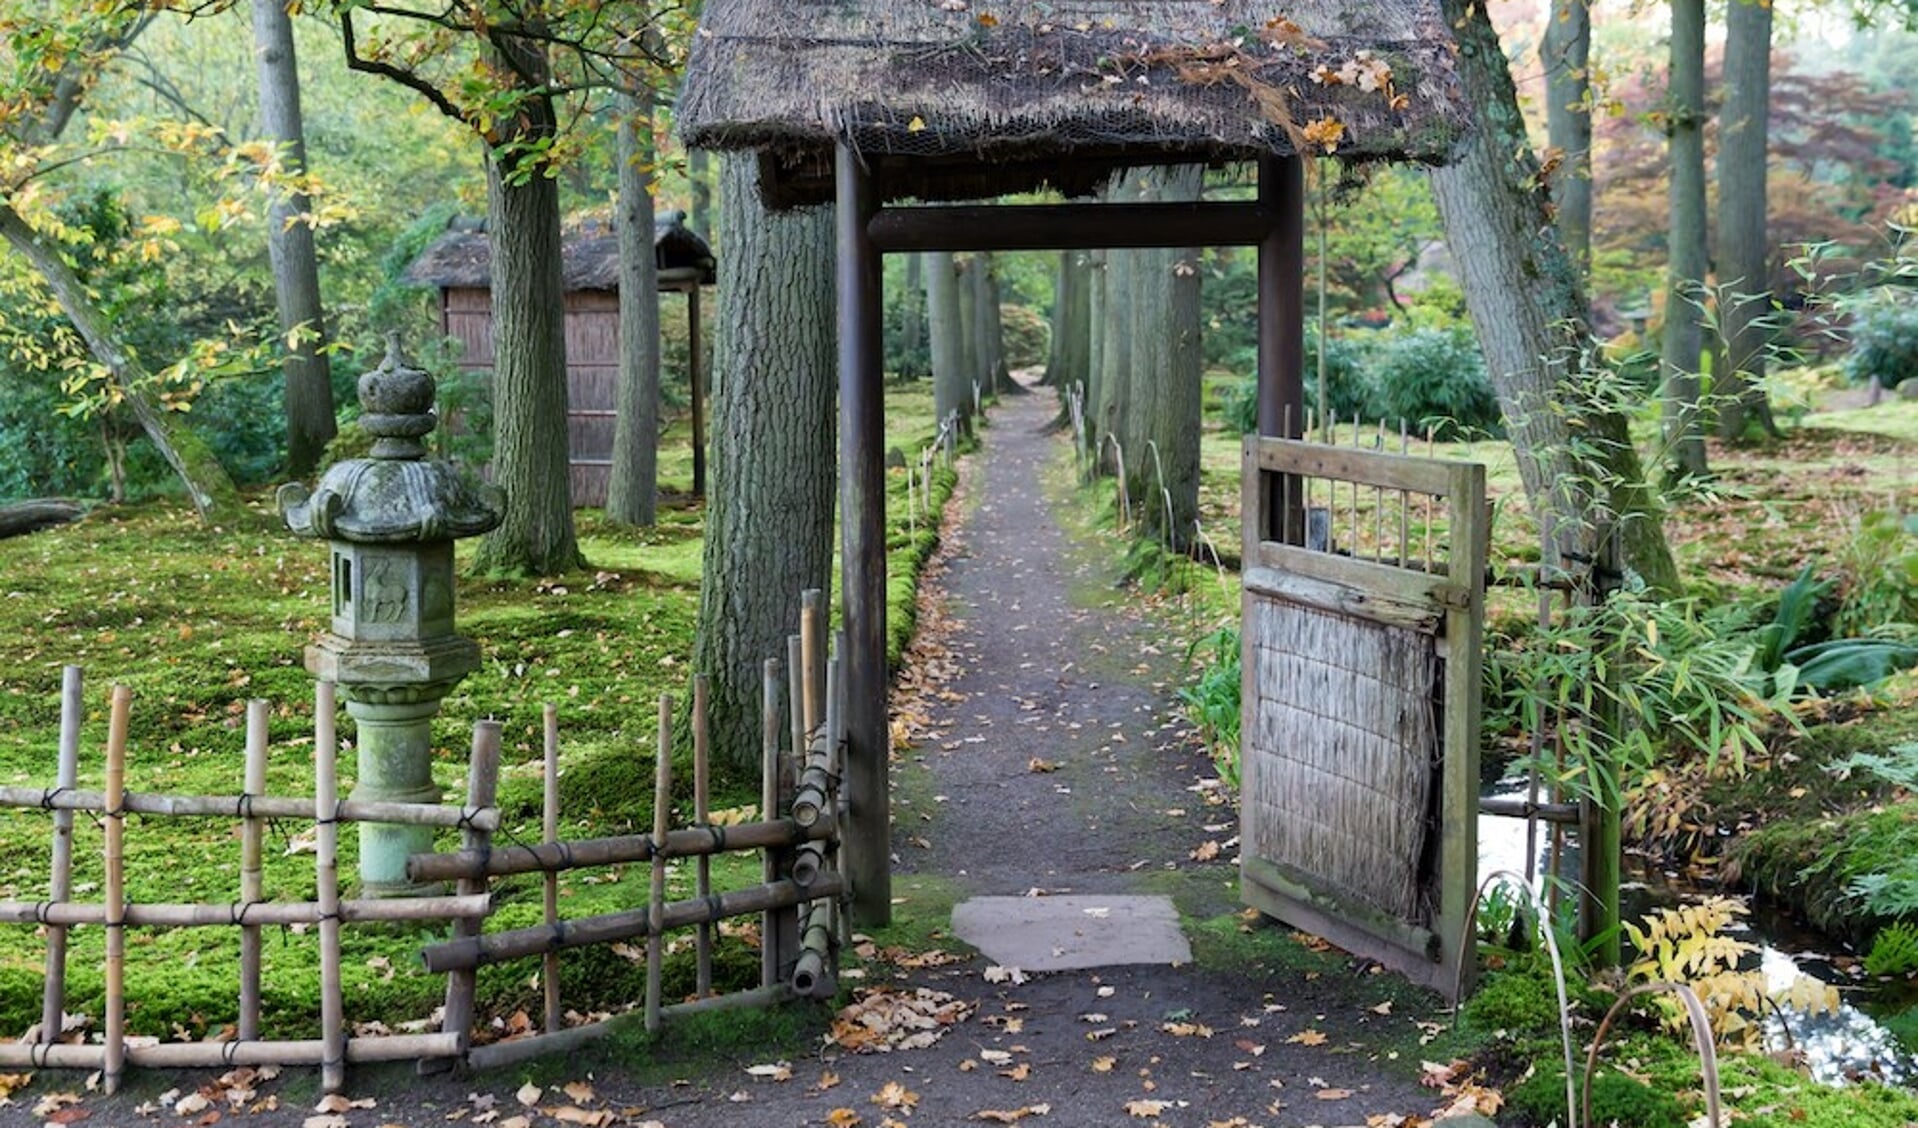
left=1183, top=912, right=1346, bottom=978
left=1507, top=1062, right=1686, bottom=1128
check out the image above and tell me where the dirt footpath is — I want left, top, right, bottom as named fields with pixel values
left=6, top=387, right=1475, bottom=1128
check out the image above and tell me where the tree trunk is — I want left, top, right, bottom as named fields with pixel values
left=692, top=153, right=837, bottom=775
left=1138, top=166, right=1204, bottom=549
left=1661, top=0, right=1709, bottom=478
left=0, top=202, right=236, bottom=520
left=471, top=114, right=583, bottom=576
left=900, top=251, right=925, bottom=380
left=1121, top=171, right=1166, bottom=473
left=954, top=255, right=980, bottom=427
left=1427, top=0, right=1679, bottom=594
left=1044, top=251, right=1090, bottom=392
left=1715, top=0, right=1778, bottom=441
left=926, top=251, right=968, bottom=432
left=1094, top=176, right=1138, bottom=469
left=978, top=255, right=1019, bottom=395
left=606, top=90, right=662, bottom=526
left=250, top=0, right=335, bottom=478
left=1085, top=251, right=1106, bottom=448
left=688, top=148, right=712, bottom=240
left=1542, top=0, right=1592, bottom=274
left=0, top=499, right=85, bottom=539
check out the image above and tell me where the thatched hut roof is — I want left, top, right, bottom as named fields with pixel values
left=677, top=0, right=1472, bottom=207
left=405, top=212, right=717, bottom=292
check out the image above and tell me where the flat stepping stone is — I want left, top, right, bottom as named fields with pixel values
left=951, top=894, right=1191, bottom=972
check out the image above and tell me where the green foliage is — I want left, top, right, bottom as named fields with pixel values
left=1221, top=329, right=1371, bottom=434
left=1507, top=1063, right=1686, bottom=1128
left=1833, top=510, right=1918, bottom=637
left=998, top=303, right=1050, bottom=369
left=1844, top=294, right=1918, bottom=390
left=1368, top=325, right=1502, bottom=439
left=1865, top=920, right=1918, bottom=976
left=1177, top=625, right=1241, bottom=789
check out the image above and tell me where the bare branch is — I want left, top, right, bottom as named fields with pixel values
left=339, top=8, right=467, bottom=125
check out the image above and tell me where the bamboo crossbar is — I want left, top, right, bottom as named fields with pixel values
left=0, top=786, right=498, bottom=831
left=421, top=874, right=844, bottom=974
left=0, top=1032, right=460, bottom=1071
left=406, top=816, right=832, bottom=883
left=0, top=894, right=491, bottom=927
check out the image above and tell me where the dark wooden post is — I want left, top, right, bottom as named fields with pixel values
left=1256, top=155, right=1306, bottom=544
left=688, top=285, right=706, bottom=497
left=836, top=141, right=890, bottom=926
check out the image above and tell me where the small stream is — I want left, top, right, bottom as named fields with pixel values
left=1478, top=777, right=1918, bottom=1086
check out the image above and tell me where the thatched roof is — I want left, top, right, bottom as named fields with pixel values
left=405, top=212, right=717, bottom=292
left=677, top=0, right=1472, bottom=207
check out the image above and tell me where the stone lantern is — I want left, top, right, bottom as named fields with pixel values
left=279, top=337, right=504, bottom=896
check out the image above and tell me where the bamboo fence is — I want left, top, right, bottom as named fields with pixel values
left=0, top=594, right=847, bottom=1090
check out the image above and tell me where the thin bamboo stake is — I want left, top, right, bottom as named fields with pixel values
left=777, top=636, right=802, bottom=982
left=1374, top=419, right=1387, bottom=562
left=314, top=682, right=344, bottom=1094
left=1348, top=412, right=1360, bottom=557
left=761, top=658, right=781, bottom=989
left=646, top=695, right=672, bottom=1033
left=40, top=666, right=81, bottom=1045
left=102, top=684, right=130, bottom=1096
left=693, top=674, right=713, bottom=997
left=542, top=704, right=562, bottom=1035
left=436, top=720, right=503, bottom=1073
left=801, top=590, right=823, bottom=741
left=239, top=699, right=269, bottom=1042
left=1425, top=426, right=1437, bottom=568
left=787, top=634, right=805, bottom=771
left=1398, top=422, right=1410, bottom=570
left=1281, top=404, right=1294, bottom=546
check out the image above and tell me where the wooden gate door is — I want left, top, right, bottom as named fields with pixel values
left=1238, top=434, right=1487, bottom=998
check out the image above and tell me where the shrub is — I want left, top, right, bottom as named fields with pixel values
left=1370, top=324, right=1502, bottom=438
left=1221, top=330, right=1374, bottom=434
left=999, top=303, right=1050, bottom=370
left=1843, top=295, right=1918, bottom=390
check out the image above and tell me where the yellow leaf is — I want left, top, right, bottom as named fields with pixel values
left=908, top=116, right=927, bottom=133
left=1286, top=1029, right=1328, bottom=1046
left=1125, top=1099, right=1172, bottom=1117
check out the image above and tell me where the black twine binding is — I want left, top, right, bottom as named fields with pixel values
left=38, top=786, right=70, bottom=811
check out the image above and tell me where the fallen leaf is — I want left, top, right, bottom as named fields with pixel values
left=1091, top=1057, right=1116, bottom=1073
left=974, top=1105, right=1049, bottom=1123
left=515, top=1083, right=542, bottom=1107
left=998, top=1063, right=1031, bottom=1081
left=1286, top=1029, right=1328, bottom=1046
left=826, top=1108, right=864, bottom=1128
left=1316, top=1088, right=1354, bottom=1100
left=1124, top=1099, right=1172, bottom=1117
left=746, top=1062, right=794, bottom=1082
left=871, top=1081, right=920, bottom=1113
left=562, top=1080, right=595, bottom=1104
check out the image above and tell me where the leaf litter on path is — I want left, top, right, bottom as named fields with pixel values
left=830, top=987, right=977, bottom=1053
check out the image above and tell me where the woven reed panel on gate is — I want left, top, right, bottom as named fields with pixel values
left=1244, top=597, right=1439, bottom=924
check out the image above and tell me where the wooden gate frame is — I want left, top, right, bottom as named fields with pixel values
left=1238, top=435, right=1487, bottom=999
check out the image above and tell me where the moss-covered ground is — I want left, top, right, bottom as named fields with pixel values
left=0, top=384, right=956, bottom=1041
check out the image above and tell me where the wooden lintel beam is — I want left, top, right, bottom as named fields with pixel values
left=867, top=201, right=1279, bottom=253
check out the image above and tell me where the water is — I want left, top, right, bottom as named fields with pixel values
left=1476, top=776, right=1918, bottom=1087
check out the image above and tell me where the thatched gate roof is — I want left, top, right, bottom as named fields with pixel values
left=677, top=0, right=1472, bottom=207
left=405, top=212, right=717, bottom=292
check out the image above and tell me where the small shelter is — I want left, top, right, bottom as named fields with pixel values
left=680, top=0, right=1476, bottom=992
left=406, top=214, right=718, bottom=507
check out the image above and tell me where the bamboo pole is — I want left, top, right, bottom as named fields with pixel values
left=791, top=901, right=835, bottom=998
left=0, top=895, right=491, bottom=927
left=1425, top=426, right=1437, bottom=568
left=646, top=695, right=672, bottom=1033
left=421, top=875, right=843, bottom=974
left=102, top=684, right=130, bottom=1096
left=314, top=682, right=344, bottom=1095
left=1398, top=422, right=1411, bottom=570
left=761, top=657, right=781, bottom=989
left=1348, top=412, right=1360, bottom=556
left=436, top=720, right=502, bottom=1072
left=40, top=666, right=81, bottom=1045
left=777, top=635, right=803, bottom=983
left=0, top=788, right=497, bottom=830
left=0, top=1032, right=461, bottom=1071
left=1374, top=419, right=1387, bottom=562
left=239, top=699, right=268, bottom=1042
left=406, top=817, right=830, bottom=883
left=791, top=843, right=828, bottom=888
left=693, top=674, right=713, bottom=997
left=463, top=986, right=793, bottom=1072
left=801, top=590, right=823, bottom=740
left=542, top=703, right=562, bottom=1035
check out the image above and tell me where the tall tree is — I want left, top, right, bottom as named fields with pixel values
left=1661, top=0, right=1710, bottom=478
left=926, top=251, right=968, bottom=431
left=1715, top=0, right=1778, bottom=441
left=606, top=90, right=662, bottom=525
left=1043, top=251, right=1090, bottom=392
left=1132, top=165, right=1204, bottom=549
left=337, top=2, right=674, bottom=573
left=691, top=153, right=836, bottom=772
left=1542, top=0, right=1593, bottom=272
left=1428, top=0, right=1680, bottom=595
left=250, top=0, right=335, bottom=478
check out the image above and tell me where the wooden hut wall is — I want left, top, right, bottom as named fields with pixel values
left=440, top=287, right=620, bottom=508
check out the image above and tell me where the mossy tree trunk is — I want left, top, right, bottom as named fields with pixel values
left=691, top=153, right=836, bottom=775
left=1093, top=175, right=1139, bottom=472
left=1660, top=0, right=1709, bottom=479
left=1135, top=166, right=1204, bottom=550
left=1044, top=251, right=1090, bottom=392
left=926, top=251, right=968, bottom=433
left=1541, top=0, right=1591, bottom=274
left=250, top=0, right=335, bottom=478
left=954, top=255, right=979, bottom=430
left=471, top=121, right=583, bottom=576
left=899, top=251, right=926, bottom=380
left=606, top=90, right=662, bottom=527
left=1715, top=0, right=1778, bottom=442
left=1427, top=0, right=1679, bottom=595
left=977, top=254, right=1019, bottom=395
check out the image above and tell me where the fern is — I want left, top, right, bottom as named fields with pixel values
left=1866, top=920, right=1918, bottom=977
